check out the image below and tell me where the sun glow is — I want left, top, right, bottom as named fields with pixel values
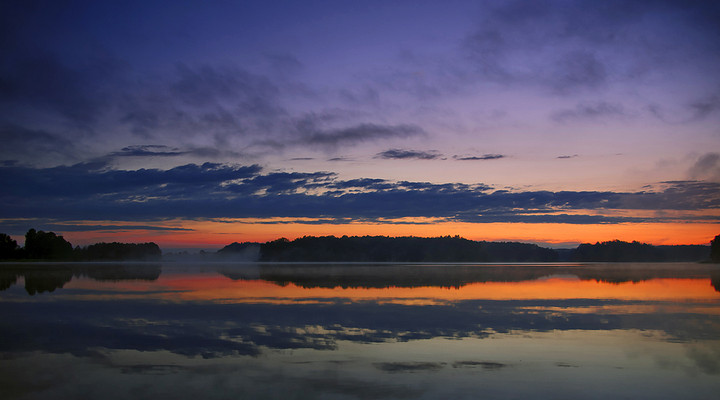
left=54, top=218, right=720, bottom=248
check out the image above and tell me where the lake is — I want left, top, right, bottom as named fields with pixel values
left=1, top=262, right=719, bottom=399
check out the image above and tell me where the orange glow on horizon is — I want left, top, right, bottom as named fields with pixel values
left=55, top=219, right=720, bottom=248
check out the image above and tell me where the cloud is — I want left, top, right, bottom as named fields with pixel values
left=252, top=121, right=426, bottom=152
left=460, top=0, right=720, bottom=94
left=375, top=149, right=441, bottom=160
left=551, top=51, right=607, bottom=93
left=0, top=162, right=262, bottom=199
left=0, top=221, right=194, bottom=234
left=452, top=361, right=508, bottom=370
left=112, top=145, right=186, bottom=157
left=227, top=171, right=335, bottom=195
left=0, top=124, right=76, bottom=162
left=373, top=362, right=445, bottom=373
left=1, top=48, right=421, bottom=164
left=120, top=65, right=427, bottom=155
left=647, top=94, right=720, bottom=124
left=0, top=53, right=126, bottom=126
left=263, top=53, right=304, bottom=75
left=551, top=102, right=626, bottom=122
left=118, top=64, right=287, bottom=145
left=453, top=154, right=504, bottom=161
left=688, top=153, right=720, bottom=182
left=2, top=163, right=718, bottom=224
left=171, top=64, right=280, bottom=111
left=557, top=154, right=578, bottom=159
left=688, top=95, right=720, bottom=120
left=299, top=123, right=425, bottom=149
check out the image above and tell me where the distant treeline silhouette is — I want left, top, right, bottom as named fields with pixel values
left=0, top=229, right=161, bottom=261
left=573, top=240, right=711, bottom=262
left=259, top=235, right=557, bottom=262
left=219, top=235, right=718, bottom=262
left=3, top=230, right=718, bottom=262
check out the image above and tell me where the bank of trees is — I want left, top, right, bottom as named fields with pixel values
left=0, top=229, right=161, bottom=261
left=3, top=230, right=719, bottom=263
left=220, top=235, right=718, bottom=263
left=572, top=240, right=712, bottom=262
left=226, top=235, right=559, bottom=262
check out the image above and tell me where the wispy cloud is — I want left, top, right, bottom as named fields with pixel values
left=111, top=145, right=187, bottom=157
left=453, top=154, right=505, bottom=161
left=375, top=149, right=442, bottom=160
left=0, top=124, right=76, bottom=162
left=551, top=102, right=626, bottom=122
left=459, top=0, right=720, bottom=95
left=302, top=124, right=424, bottom=149
left=688, top=153, right=720, bottom=182
left=687, top=95, right=720, bottom=121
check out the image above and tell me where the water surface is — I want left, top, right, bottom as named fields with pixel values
left=1, top=262, right=719, bottom=399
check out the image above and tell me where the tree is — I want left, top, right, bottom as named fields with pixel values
left=0, top=233, right=19, bottom=259
left=711, top=234, right=720, bottom=263
left=24, top=229, right=73, bottom=260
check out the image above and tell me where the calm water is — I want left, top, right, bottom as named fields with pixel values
left=1, top=262, right=719, bottom=399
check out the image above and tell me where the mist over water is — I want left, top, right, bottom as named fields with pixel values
left=1, top=262, right=719, bottom=399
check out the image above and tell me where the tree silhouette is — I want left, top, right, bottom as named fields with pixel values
left=76, top=242, right=162, bottom=261
left=0, top=233, right=19, bottom=259
left=242, top=235, right=559, bottom=262
left=572, top=240, right=709, bottom=262
left=711, top=234, right=720, bottom=263
left=23, top=229, right=73, bottom=260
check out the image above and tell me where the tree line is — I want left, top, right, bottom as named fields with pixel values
left=3, top=230, right=719, bottom=263
left=220, top=234, right=720, bottom=262
left=0, top=229, right=161, bottom=261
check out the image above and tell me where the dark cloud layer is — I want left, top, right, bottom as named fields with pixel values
left=1, top=163, right=717, bottom=227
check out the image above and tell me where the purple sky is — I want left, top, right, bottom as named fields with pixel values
left=1, top=0, right=719, bottom=246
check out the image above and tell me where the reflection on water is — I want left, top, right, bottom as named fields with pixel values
left=1, top=262, right=719, bottom=399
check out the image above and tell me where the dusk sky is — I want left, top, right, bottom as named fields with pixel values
left=1, top=0, right=719, bottom=249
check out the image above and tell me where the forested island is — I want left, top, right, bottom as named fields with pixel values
left=2, top=229, right=719, bottom=263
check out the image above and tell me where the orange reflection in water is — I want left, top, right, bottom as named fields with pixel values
left=65, top=275, right=720, bottom=304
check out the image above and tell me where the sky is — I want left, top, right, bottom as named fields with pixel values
left=1, top=0, right=719, bottom=249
